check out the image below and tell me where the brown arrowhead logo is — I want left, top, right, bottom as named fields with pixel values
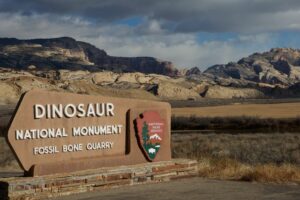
left=135, top=111, right=165, bottom=161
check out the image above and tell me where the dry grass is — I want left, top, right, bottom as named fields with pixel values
left=172, top=102, right=300, bottom=118
left=244, top=164, right=300, bottom=183
left=172, top=133, right=300, bottom=165
left=172, top=133, right=300, bottom=184
left=197, top=157, right=252, bottom=180
left=197, top=157, right=300, bottom=184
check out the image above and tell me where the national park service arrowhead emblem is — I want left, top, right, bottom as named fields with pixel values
left=135, top=111, right=165, bottom=161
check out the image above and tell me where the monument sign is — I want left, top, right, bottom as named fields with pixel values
left=7, top=90, right=171, bottom=176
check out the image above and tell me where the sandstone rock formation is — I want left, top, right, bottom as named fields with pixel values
left=0, top=68, right=204, bottom=103
left=151, top=82, right=201, bottom=100
left=203, top=85, right=265, bottom=99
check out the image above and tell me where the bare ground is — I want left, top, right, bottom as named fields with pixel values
left=172, top=102, right=300, bottom=118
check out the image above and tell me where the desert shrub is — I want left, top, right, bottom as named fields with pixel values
left=0, top=125, right=6, bottom=137
left=171, top=115, right=300, bottom=133
left=172, top=133, right=300, bottom=165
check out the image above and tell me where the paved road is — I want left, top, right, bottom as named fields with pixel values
left=54, top=178, right=300, bottom=200
left=0, top=171, right=23, bottom=178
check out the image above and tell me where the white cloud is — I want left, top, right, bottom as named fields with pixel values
left=82, top=32, right=276, bottom=70
left=2, top=0, right=300, bottom=34
left=0, top=12, right=278, bottom=70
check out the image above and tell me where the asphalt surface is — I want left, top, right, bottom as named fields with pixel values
left=54, top=177, right=300, bottom=200
left=0, top=171, right=23, bottom=178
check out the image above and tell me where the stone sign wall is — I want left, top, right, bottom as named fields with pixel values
left=7, top=90, right=171, bottom=176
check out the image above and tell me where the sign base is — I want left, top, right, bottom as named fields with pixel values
left=0, top=159, right=198, bottom=200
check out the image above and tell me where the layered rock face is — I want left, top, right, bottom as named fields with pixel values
left=0, top=68, right=205, bottom=103
left=204, top=48, right=300, bottom=86
left=0, top=37, right=178, bottom=76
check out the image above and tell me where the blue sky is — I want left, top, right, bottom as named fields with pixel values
left=116, top=17, right=144, bottom=27
left=0, top=0, right=300, bottom=70
left=196, top=32, right=239, bottom=44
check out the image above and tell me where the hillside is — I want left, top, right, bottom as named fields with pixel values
left=0, top=37, right=300, bottom=101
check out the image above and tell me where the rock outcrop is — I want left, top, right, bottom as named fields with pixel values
left=185, top=67, right=201, bottom=76
left=180, top=67, right=201, bottom=76
left=204, top=48, right=300, bottom=86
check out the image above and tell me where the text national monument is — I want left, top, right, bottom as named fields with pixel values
left=2, top=90, right=198, bottom=199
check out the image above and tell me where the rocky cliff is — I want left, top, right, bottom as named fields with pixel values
left=1, top=37, right=300, bottom=101
left=0, top=37, right=178, bottom=76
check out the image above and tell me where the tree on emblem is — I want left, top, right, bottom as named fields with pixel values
left=142, top=122, right=149, bottom=145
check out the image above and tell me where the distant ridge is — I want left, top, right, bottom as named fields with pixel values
left=0, top=37, right=178, bottom=76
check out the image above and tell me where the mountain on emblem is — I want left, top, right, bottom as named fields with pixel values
left=135, top=111, right=165, bottom=161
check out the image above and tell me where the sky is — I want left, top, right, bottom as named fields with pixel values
left=1, top=0, right=300, bottom=70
